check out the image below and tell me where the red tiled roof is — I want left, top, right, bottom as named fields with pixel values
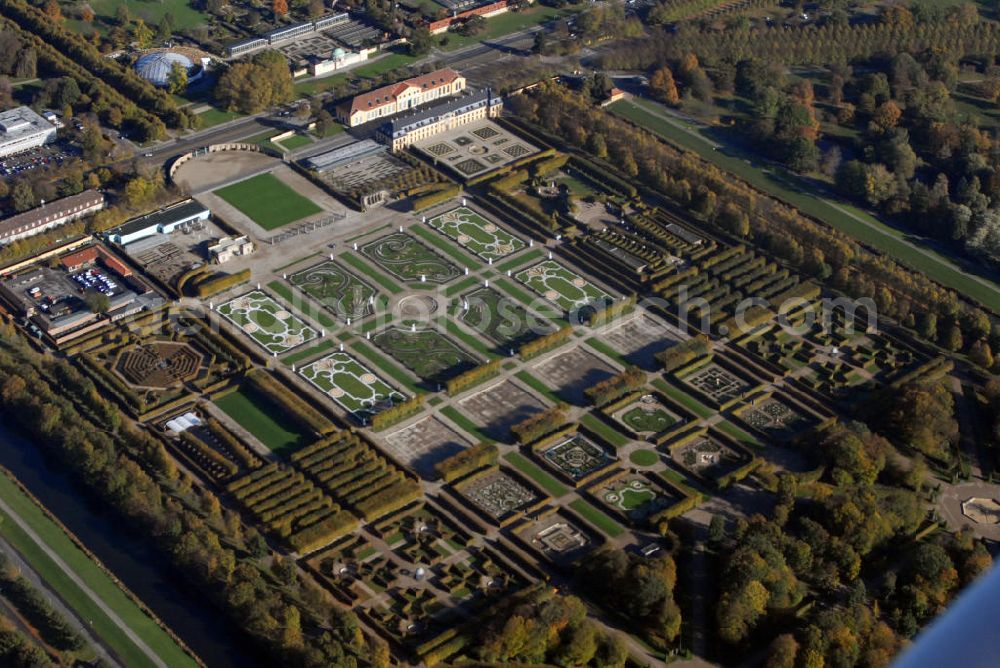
left=343, top=68, right=462, bottom=117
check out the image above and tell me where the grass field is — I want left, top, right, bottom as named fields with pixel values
left=579, top=413, right=630, bottom=449
left=0, top=473, right=199, bottom=668
left=652, top=378, right=715, bottom=419
left=196, top=107, right=241, bottom=129
left=438, top=5, right=569, bottom=50
left=608, top=97, right=1000, bottom=313
left=217, top=291, right=317, bottom=354
left=622, top=406, right=676, bottom=433
left=214, top=389, right=306, bottom=455
left=83, top=0, right=207, bottom=32
left=275, top=133, right=313, bottom=151
left=214, top=173, right=322, bottom=230
left=503, top=452, right=569, bottom=497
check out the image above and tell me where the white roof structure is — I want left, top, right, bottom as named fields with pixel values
left=165, top=412, right=202, bottom=434
left=134, top=52, right=193, bottom=87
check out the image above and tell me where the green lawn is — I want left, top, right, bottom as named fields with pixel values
left=609, top=97, right=1000, bottom=313
left=283, top=340, right=336, bottom=366
left=652, top=378, right=715, bottom=419
left=214, top=389, right=307, bottom=455
left=629, top=448, right=660, bottom=467
left=585, top=337, right=628, bottom=366
left=580, top=413, right=631, bottom=449
left=439, top=406, right=492, bottom=442
left=275, top=133, right=313, bottom=151
left=496, top=248, right=544, bottom=273
left=569, top=499, right=624, bottom=537
left=514, top=370, right=561, bottom=404
left=503, top=452, right=569, bottom=497
left=716, top=420, right=761, bottom=446
left=83, top=0, right=207, bottom=32
left=340, top=253, right=404, bottom=295
left=0, top=474, right=199, bottom=668
left=196, top=107, right=241, bottom=129
left=439, top=6, right=569, bottom=51
left=351, top=342, right=421, bottom=394
left=411, top=224, right=481, bottom=269
left=214, top=173, right=322, bottom=230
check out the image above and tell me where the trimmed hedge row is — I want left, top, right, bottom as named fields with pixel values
left=519, top=326, right=574, bottom=361
left=445, top=359, right=502, bottom=396
left=193, top=269, right=251, bottom=298
left=511, top=403, right=569, bottom=445
left=370, top=394, right=425, bottom=431
left=585, top=366, right=647, bottom=407
left=656, top=334, right=710, bottom=372
left=435, top=442, right=499, bottom=482
left=245, top=370, right=335, bottom=435
left=411, top=184, right=461, bottom=211
left=585, top=295, right=636, bottom=327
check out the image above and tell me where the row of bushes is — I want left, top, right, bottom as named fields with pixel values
left=411, top=184, right=461, bottom=211
left=0, top=556, right=85, bottom=651
left=178, top=430, right=239, bottom=479
left=718, top=305, right=774, bottom=338
left=519, top=326, right=574, bottom=360
left=245, top=370, right=335, bottom=435
left=192, top=269, right=251, bottom=298
left=585, top=365, right=647, bottom=407
left=490, top=169, right=531, bottom=192
left=656, top=334, right=711, bottom=372
left=446, top=359, right=502, bottom=396
left=585, top=295, right=636, bottom=327
left=532, top=153, right=570, bottom=178
left=370, top=395, right=425, bottom=431
left=434, top=442, right=499, bottom=482
left=511, top=403, right=569, bottom=445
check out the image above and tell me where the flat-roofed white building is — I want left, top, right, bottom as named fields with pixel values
left=0, top=107, right=58, bottom=158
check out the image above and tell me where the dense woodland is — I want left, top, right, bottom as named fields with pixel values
left=602, top=3, right=1000, bottom=272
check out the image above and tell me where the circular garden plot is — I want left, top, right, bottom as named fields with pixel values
left=515, top=260, right=611, bottom=314
left=427, top=207, right=526, bottom=261
left=361, top=233, right=461, bottom=284
left=217, top=290, right=317, bottom=354
left=290, top=261, right=376, bottom=321
left=299, top=351, right=404, bottom=418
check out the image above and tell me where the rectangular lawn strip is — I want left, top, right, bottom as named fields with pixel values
left=652, top=378, right=715, bottom=419
left=503, top=452, right=569, bottom=497
left=439, top=405, right=492, bottom=443
left=444, top=276, right=480, bottom=297
left=411, top=224, right=481, bottom=269
left=275, top=133, right=313, bottom=150
left=569, top=499, right=625, bottom=538
left=609, top=97, right=1000, bottom=314
left=579, top=413, right=631, bottom=449
left=585, top=337, right=628, bottom=366
left=214, top=173, right=322, bottom=231
left=350, top=342, right=421, bottom=394
left=360, top=313, right=394, bottom=333
left=438, top=318, right=500, bottom=359
left=282, top=340, right=335, bottom=366
left=514, top=371, right=561, bottom=404
left=267, top=281, right=336, bottom=329
left=0, top=473, right=199, bottom=668
left=496, top=247, right=544, bottom=273
left=340, top=254, right=404, bottom=294
left=716, top=420, right=761, bottom=446
left=214, top=389, right=307, bottom=455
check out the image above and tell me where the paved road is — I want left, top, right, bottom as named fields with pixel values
left=0, top=495, right=168, bottom=668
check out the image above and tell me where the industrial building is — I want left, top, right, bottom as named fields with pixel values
left=0, top=190, right=105, bottom=245
left=0, top=106, right=58, bottom=158
left=336, top=69, right=466, bottom=127
left=105, top=200, right=210, bottom=246
left=377, top=88, right=503, bottom=150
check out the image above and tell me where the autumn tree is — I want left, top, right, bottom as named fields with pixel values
left=649, top=65, right=680, bottom=106
left=273, top=0, right=289, bottom=17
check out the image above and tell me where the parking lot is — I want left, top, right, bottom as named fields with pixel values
left=1, top=143, right=79, bottom=178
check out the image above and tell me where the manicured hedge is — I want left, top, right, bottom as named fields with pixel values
left=585, top=294, right=636, bottom=327
left=371, top=394, right=424, bottom=431
left=656, top=334, right=710, bottom=372
left=193, top=269, right=251, bottom=298
left=446, top=359, right=502, bottom=396
left=435, top=442, right=499, bottom=482
left=585, top=366, right=646, bottom=407
left=519, top=326, right=574, bottom=360
left=411, top=184, right=460, bottom=211
left=511, top=404, right=569, bottom=445
left=245, top=370, right=335, bottom=435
